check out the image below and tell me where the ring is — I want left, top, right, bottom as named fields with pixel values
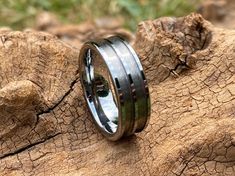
left=79, top=36, right=151, bottom=141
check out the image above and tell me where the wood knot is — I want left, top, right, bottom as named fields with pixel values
left=134, top=13, right=212, bottom=84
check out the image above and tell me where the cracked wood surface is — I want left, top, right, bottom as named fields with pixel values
left=0, top=13, right=235, bottom=175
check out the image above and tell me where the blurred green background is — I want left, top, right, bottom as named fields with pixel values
left=0, top=0, right=199, bottom=31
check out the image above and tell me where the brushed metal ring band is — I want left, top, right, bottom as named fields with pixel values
left=79, top=36, right=151, bottom=141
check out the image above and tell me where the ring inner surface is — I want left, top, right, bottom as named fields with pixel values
left=83, top=48, right=118, bottom=134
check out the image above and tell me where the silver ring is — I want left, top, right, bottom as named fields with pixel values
left=79, top=36, right=151, bottom=141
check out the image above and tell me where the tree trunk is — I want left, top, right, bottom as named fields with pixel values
left=0, top=13, right=235, bottom=176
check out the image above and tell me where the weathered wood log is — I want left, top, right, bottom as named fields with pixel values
left=0, top=13, right=235, bottom=175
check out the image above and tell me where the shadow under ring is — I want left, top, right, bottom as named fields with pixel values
left=79, top=36, right=151, bottom=141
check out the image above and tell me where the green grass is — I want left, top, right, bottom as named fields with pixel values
left=0, top=0, right=199, bottom=31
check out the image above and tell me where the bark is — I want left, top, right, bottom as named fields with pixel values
left=0, top=13, right=235, bottom=176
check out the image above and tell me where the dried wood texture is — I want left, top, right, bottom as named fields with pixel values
left=0, top=13, right=235, bottom=176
